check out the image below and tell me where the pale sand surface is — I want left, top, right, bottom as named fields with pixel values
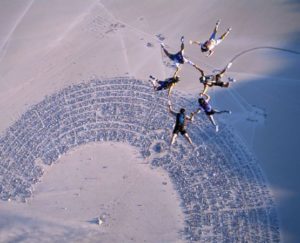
left=0, top=0, right=300, bottom=242
left=1, top=143, right=184, bottom=242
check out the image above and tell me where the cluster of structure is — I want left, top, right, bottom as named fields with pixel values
left=0, top=77, right=279, bottom=242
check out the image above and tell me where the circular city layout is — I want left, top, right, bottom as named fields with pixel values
left=0, top=77, right=279, bottom=242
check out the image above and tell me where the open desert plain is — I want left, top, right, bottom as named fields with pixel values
left=0, top=0, right=300, bottom=242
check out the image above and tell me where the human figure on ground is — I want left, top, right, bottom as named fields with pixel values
left=194, top=62, right=233, bottom=95
left=161, top=36, right=197, bottom=76
left=196, top=93, right=231, bottom=132
left=168, top=100, right=196, bottom=146
left=149, top=75, right=180, bottom=97
left=190, top=20, right=232, bottom=57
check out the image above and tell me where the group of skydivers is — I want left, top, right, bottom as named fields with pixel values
left=148, top=20, right=235, bottom=146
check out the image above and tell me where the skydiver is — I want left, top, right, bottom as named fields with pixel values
left=196, top=93, right=231, bottom=132
left=194, top=62, right=233, bottom=96
left=161, top=36, right=198, bottom=76
left=190, top=20, right=232, bottom=57
left=149, top=75, right=180, bottom=97
left=168, top=100, right=196, bottom=146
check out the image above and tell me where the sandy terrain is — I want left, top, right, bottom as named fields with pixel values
left=0, top=0, right=299, bottom=242
left=1, top=143, right=184, bottom=242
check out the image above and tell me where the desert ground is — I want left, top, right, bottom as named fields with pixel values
left=0, top=0, right=299, bottom=242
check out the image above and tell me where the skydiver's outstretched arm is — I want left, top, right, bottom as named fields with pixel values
left=173, top=66, right=181, bottom=77
left=189, top=40, right=201, bottom=45
left=218, top=62, right=232, bottom=77
left=168, top=100, right=177, bottom=116
left=201, top=92, right=211, bottom=102
left=200, top=84, right=210, bottom=96
left=168, top=83, right=175, bottom=97
left=168, top=89, right=172, bottom=97
left=194, top=64, right=204, bottom=77
left=194, top=108, right=201, bottom=114
left=186, top=114, right=193, bottom=121
left=195, top=65, right=210, bottom=95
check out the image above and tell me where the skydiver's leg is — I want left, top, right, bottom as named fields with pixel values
left=150, top=75, right=159, bottom=82
left=213, top=81, right=230, bottom=88
left=149, top=75, right=159, bottom=90
left=208, top=115, right=219, bottom=132
left=180, top=42, right=184, bottom=53
left=171, top=133, right=178, bottom=145
left=215, top=28, right=231, bottom=46
left=213, top=110, right=231, bottom=114
left=149, top=77, right=157, bottom=89
left=223, top=82, right=230, bottom=88
left=180, top=36, right=185, bottom=51
left=150, top=80, right=157, bottom=89
left=161, top=45, right=173, bottom=60
left=183, top=133, right=193, bottom=145
left=209, top=20, right=220, bottom=40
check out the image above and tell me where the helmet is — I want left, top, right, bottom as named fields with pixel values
left=199, top=76, right=206, bottom=83
left=180, top=108, right=185, bottom=113
left=201, top=43, right=208, bottom=52
left=198, top=98, right=205, bottom=104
